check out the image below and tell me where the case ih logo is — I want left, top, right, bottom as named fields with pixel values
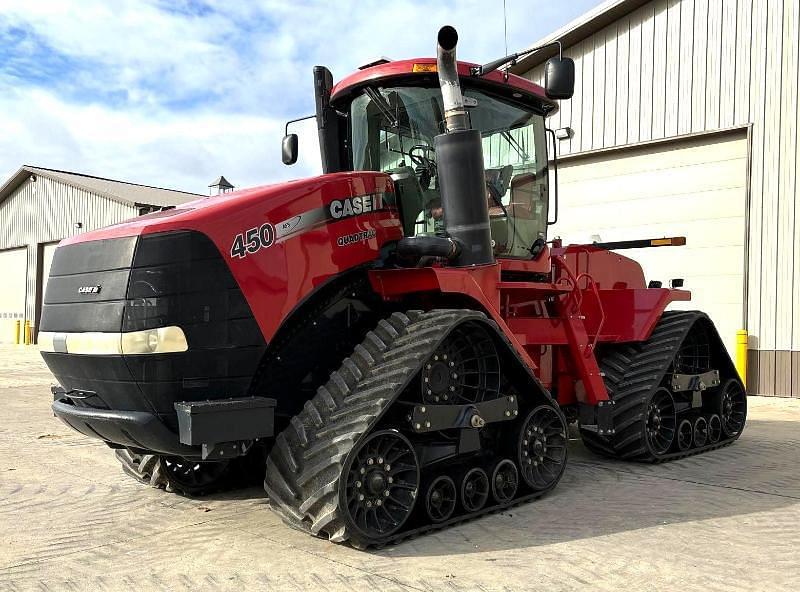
left=78, top=285, right=101, bottom=295
left=329, top=193, right=383, bottom=220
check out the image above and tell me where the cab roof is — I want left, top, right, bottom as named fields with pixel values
left=330, top=58, right=559, bottom=114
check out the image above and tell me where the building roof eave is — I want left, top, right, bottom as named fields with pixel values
left=509, top=0, right=650, bottom=75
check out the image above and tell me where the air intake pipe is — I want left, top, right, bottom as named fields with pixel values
left=434, top=26, right=494, bottom=267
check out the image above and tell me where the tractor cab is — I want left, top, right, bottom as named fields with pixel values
left=286, top=58, right=559, bottom=259
left=347, top=82, right=550, bottom=259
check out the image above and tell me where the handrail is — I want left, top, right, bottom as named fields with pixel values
left=575, top=272, right=605, bottom=357
left=553, top=257, right=605, bottom=358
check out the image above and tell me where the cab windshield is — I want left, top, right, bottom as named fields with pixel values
left=350, top=85, right=548, bottom=258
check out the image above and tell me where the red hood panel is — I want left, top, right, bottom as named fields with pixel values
left=60, top=171, right=403, bottom=343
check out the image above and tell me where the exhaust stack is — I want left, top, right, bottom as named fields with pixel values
left=434, top=26, right=494, bottom=267
left=436, top=26, right=468, bottom=133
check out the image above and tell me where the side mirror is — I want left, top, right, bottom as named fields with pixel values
left=282, top=134, right=298, bottom=165
left=544, top=56, right=575, bottom=100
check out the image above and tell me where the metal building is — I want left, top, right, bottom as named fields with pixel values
left=0, top=166, right=201, bottom=344
left=515, top=0, right=800, bottom=397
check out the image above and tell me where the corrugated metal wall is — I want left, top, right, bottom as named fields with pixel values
left=0, top=176, right=137, bottom=329
left=524, top=0, right=800, bottom=396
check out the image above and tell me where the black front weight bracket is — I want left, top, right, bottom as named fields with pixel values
left=174, top=397, right=276, bottom=460
left=409, top=395, right=519, bottom=434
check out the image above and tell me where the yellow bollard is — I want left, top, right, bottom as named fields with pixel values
left=24, top=320, right=31, bottom=346
left=735, top=330, right=748, bottom=388
left=14, top=320, right=21, bottom=345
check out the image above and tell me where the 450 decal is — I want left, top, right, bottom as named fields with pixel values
left=230, top=223, right=275, bottom=259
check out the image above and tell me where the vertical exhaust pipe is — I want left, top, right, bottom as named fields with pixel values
left=434, top=26, right=494, bottom=267
left=436, top=26, right=469, bottom=133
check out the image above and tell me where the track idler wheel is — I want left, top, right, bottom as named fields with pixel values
left=692, top=416, right=708, bottom=448
left=490, top=460, right=518, bottom=504
left=518, top=405, right=568, bottom=491
left=677, top=419, right=693, bottom=451
left=340, top=430, right=420, bottom=541
left=425, top=475, right=457, bottom=523
left=708, top=414, right=722, bottom=443
left=645, top=387, right=677, bottom=456
left=718, top=378, right=747, bottom=437
left=461, top=468, right=490, bottom=512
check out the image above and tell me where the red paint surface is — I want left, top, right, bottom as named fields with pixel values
left=330, top=58, right=557, bottom=111
left=64, top=172, right=403, bottom=342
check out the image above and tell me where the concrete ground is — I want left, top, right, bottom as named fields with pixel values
left=0, top=345, right=798, bottom=592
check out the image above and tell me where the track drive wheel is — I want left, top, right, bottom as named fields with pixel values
left=340, top=430, right=420, bottom=542
left=421, top=322, right=500, bottom=405
left=518, top=405, right=568, bottom=491
left=114, top=449, right=233, bottom=495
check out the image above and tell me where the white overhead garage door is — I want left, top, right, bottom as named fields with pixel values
left=0, top=247, right=28, bottom=344
left=40, top=242, right=58, bottom=300
left=551, top=131, right=748, bottom=358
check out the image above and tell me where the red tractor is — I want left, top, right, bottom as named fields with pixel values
left=40, top=27, right=746, bottom=548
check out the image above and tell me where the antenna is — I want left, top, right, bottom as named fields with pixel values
left=503, top=0, right=508, bottom=56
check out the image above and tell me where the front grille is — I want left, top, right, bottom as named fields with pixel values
left=40, top=231, right=267, bottom=415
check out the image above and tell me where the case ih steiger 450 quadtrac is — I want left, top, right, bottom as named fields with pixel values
left=39, top=27, right=746, bottom=548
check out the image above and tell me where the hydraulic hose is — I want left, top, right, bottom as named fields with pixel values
left=396, top=236, right=461, bottom=260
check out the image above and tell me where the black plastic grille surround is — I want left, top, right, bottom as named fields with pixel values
left=40, top=231, right=267, bottom=421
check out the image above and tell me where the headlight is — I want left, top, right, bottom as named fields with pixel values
left=38, top=326, right=188, bottom=355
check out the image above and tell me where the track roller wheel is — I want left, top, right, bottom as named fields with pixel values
left=340, top=430, right=420, bottom=541
left=717, top=378, right=747, bottom=437
left=461, top=468, right=490, bottom=512
left=518, top=405, right=568, bottom=491
left=490, top=459, right=518, bottom=504
left=644, top=387, right=677, bottom=456
left=677, top=419, right=693, bottom=451
left=692, top=416, right=708, bottom=448
left=425, top=475, right=457, bottom=523
left=708, top=414, right=722, bottom=443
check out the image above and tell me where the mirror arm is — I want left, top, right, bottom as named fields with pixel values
left=471, top=40, right=562, bottom=77
left=285, top=114, right=315, bottom=136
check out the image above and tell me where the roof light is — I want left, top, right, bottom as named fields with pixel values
left=651, top=237, right=686, bottom=247
left=412, top=63, right=437, bottom=73
left=358, top=57, right=392, bottom=70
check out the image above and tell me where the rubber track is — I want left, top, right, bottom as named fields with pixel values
left=115, top=449, right=171, bottom=491
left=264, top=309, right=563, bottom=547
left=581, top=310, right=744, bottom=462
left=114, top=448, right=238, bottom=496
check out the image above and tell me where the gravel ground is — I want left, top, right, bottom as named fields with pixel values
left=0, top=344, right=798, bottom=591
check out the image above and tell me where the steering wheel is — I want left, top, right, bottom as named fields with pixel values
left=409, top=145, right=437, bottom=189
left=409, top=145, right=436, bottom=169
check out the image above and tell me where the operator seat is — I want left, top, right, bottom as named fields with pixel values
left=388, top=166, right=425, bottom=236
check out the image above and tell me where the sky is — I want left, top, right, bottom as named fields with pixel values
left=0, top=0, right=604, bottom=194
